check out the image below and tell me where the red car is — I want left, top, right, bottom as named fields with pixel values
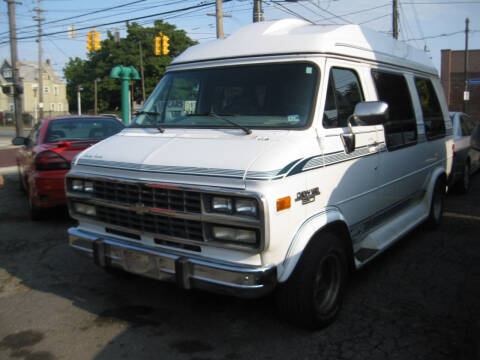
left=12, top=115, right=124, bottom=220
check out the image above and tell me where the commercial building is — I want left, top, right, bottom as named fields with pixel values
left=441, top=49, right=480, bottom=121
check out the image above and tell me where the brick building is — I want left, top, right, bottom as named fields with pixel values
left=441, top=49, right=480, bottom=122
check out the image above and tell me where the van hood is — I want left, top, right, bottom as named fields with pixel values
left=74, top=129, right=306, bottom=189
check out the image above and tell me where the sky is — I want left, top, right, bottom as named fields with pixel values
left=1, top=0, right=479, bottom=79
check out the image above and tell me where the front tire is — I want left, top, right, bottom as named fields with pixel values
left=276, top=232, right=349, bottom=330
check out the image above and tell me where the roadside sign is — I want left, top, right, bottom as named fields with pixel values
left=464, top=91, right=470, bottom=101
left=468, top=78, right=480, bottom=85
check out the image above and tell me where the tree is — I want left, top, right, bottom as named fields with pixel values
left=63, top=20, right=196, bottom=113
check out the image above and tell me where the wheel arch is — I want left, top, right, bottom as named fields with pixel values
left=278, top=207, right=354, bottom=283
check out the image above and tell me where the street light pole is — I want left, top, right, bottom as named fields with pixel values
left=463, top=18, right=470, bottom=113
left=5, top=0, right=24, bottom=137
left=34, top=0, right=45, bottom=120
left=94, top=78, right=100, bottom=115
left=77, top=85, right=82, bottom=115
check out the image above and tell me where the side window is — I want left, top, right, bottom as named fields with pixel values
left=460, top=115, right=474, bottom=137
left=414, top=77, right=445, bottom=140
left=323, top=67, right=364, bottom=129
left=27, top=123, right=41, bottom=147
left=372, top=70, right=416, bottom=150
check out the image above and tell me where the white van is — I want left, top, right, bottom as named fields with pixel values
left=66, top=19, right=453, bottom=329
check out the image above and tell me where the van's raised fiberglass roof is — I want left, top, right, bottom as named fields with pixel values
left=172, top=19, right=436, bottom=75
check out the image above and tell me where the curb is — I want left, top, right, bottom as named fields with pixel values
left=0, top=166, right=17, bottom=175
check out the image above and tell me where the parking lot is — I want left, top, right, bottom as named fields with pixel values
left=0, top=170, right=479, bottom=360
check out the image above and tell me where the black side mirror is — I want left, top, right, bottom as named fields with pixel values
left=12, top=137, right=28, bottom=146
left=353, top=101, right=389, bottom=126
left=341, top=131, right=355, bottom=154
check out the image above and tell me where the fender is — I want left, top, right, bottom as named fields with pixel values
left=278, top=206, right=349, bottom=283
left=424, top=165, right=446, bottom=207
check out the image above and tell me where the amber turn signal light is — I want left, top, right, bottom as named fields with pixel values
left=276, top=196, right=291, bottom=212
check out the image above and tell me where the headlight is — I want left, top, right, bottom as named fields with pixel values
left=235, top=198, right=257, bottom=217
left=73, top=202, right=96, bottom=216
left=212, top=226, right=258, bottom=246
left=212, top=196, right=233, bottom=213
left=84, top=181, right=94, bottom=192
left=210, top=196, right=258, bottom=217
left=70, top=178, right=94, bottom=193
left=72, top=179, right=84, bottom=191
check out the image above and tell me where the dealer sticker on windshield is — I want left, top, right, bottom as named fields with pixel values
left=287, top=114, right=300, bottom=124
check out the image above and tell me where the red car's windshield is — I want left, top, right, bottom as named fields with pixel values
left=43, top=118, right=124, bottom=143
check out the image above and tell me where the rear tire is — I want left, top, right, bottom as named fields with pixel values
left=457, top=162, right=470, bottom=194
left=276, top=232, right=349, bottom=330
left=27, top=192, right=43, bottom=221
left=426, top=177, right=445, bottom=228
left=18, top=170, right=25, bottom=192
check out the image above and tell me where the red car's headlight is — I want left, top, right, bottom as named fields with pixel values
left=35, top=150, right=70, bottom=171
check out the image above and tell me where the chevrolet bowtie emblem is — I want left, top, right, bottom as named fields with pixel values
left=132, top=203, right=148, bottom=215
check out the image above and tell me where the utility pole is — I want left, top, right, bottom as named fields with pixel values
left=392, top=0, right=399, bottom=39
left=138, top=41, right=146, bottom=103
left=253, top=0, right=264, bottom=22
left=463, top=18, right=470, bottom=113
left=34, top=0, right=45, bottom=120
left=207, top=0, right=231, bottom=38
left=215, top=0, right=224, bottom=38
left=5, top=0, right=24, bottom=137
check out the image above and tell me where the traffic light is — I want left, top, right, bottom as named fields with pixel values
left=162, top=34, right=170, bottom=55
left=155, top=36, right=161, bottom=56
left=93, top=31, right=101, bottom=51
left=87, top=31, right=93, bottom=51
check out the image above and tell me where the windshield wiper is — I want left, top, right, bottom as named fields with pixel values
left=132, top=111, right=164, bottom=133
left=134, top=110, right=162, bottom=116
left=187, top=111, right=251, bottom=135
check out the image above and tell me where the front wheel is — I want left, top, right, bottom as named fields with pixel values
left=276, top=232, right=349, bottom=330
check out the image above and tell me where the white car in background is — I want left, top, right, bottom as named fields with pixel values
left=449, top=111, right=480, bottom=193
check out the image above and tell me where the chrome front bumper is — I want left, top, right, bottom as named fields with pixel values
left=68, top=227, right=277, bottom=298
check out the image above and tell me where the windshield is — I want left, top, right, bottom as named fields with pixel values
left=132, top=62, right=319, bottom=129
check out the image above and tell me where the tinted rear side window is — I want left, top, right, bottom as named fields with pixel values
left=372, top=70, right=416, bottom=150
left=414, top=77, right=445, bottom=140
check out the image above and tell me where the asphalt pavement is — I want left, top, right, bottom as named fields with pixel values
left=0, top=169, right=479, bottom=359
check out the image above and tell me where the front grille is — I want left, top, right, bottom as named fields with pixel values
left=92, top=180, right=201, bottom=213
left=96, top=205, right=204, bottom=241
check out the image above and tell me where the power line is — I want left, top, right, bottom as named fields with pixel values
left=358, top=13, right=391, bottom=25
left=0, top=0, right=149, bottom=37
left=307, top=0, right=351, bottom=24
left=264, top=1, right=314, bottom=23
left=404, top=28, right=479, bottom=41
left=320, top=3, right=391, bottom=22
left=0, top=1, right=224, bottom=45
